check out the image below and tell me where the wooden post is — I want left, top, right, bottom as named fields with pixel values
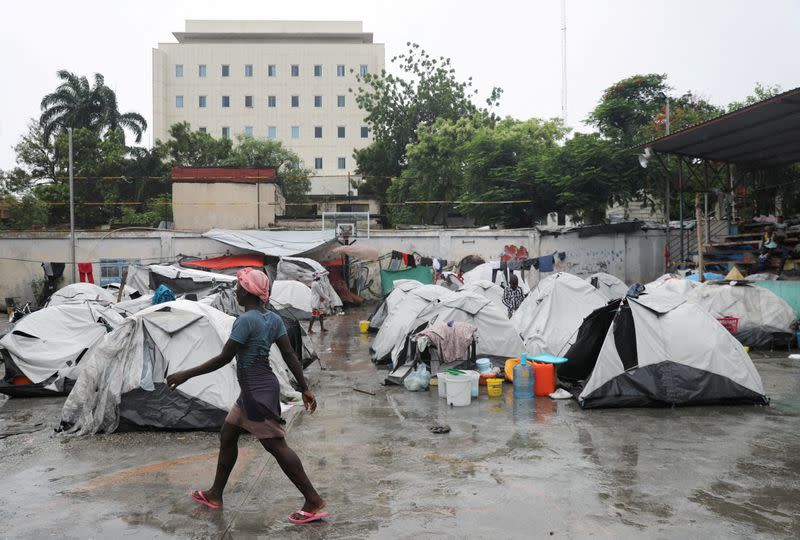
left=695, top=193, right=705, bottom=283
left=116, top=268, right=128, bottom=303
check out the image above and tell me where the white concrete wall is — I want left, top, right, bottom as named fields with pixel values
left=0, top=227, right=665, bottom=305
left=153, top=20, right=385, bottom=196
left=172, top=182, right=282, bottom=231
left=0, top=231, right=242, bottom=305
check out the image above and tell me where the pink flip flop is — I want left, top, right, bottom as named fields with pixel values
left=190, top=490, right=222, bottom=509
left=288, top=509, right=330, bottom=524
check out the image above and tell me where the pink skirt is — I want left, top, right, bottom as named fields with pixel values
left=225, top=403, right=286, bottom=439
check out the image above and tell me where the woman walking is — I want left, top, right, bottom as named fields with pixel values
left=167, top=268, right=328, bottom=524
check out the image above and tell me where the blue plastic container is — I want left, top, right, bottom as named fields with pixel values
left=475, top=358, right=492, bottom=374
left=513, top=353, right=535, bottom=399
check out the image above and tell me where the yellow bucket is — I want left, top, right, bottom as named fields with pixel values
left=359, top=320, right=370, bottom=333
left=486, top=378, right=503, bottom=397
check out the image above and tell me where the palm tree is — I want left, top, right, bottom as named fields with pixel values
left=39, top=70, right=147, bottom=143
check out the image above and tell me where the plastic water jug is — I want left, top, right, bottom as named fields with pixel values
left=513, top=353, right=535, bottom=399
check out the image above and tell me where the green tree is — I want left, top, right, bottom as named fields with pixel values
left=4, top=194, right=48, bottom=229
left=39, top=70, right=147, bottom=143
left=155, top=122, right=233, bottom=166
left=386, top=116, right=488, bottom=225
left=222, top=135, right=311, bottom=205
left=459, top=118, right=569, bottom=227
left=545, top=134, right=647, bottom=224
left=352, top=42, right=502, bottom=199
left=727, top=82, right=783, bottom=112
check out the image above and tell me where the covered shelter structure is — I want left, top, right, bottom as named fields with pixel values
left=638, top=86, right=800, bottom=275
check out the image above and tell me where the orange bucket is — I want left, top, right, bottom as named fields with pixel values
left=533, top=362, right=556, bottom=396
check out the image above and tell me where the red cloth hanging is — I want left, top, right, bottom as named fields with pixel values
left=77, top=262, right=94, bottom=284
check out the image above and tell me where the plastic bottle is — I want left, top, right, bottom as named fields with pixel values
left=513, top=353, right=535, bottom=399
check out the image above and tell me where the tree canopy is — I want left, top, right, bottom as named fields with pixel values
left=40, top=70, right=147, bottom=144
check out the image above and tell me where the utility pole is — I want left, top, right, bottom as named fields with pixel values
left=68, top=128, right=76, bottom=284
left=664, top=97, right=671, bottom=272
left=560, top=0, right=567, bottom=124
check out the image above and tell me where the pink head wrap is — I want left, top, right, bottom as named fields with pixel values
left=236, top=267, right=270, bottom=302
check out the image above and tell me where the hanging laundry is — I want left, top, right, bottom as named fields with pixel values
left=558, top=252, right=566, bottom=261
left=420, top=257, right=433, bottom=267
left=538, top=255, right=554, bottom=273
left=77, top=262, right=95, bottom=284
left=433, top=258, right=442, bottom=271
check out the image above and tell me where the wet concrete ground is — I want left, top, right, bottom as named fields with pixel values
left=1, top=306, right=800, bottom=539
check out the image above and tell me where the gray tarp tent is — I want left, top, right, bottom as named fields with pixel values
left=60, top=301, right=302, bottom=434
left=561, top=289, right=768, bottom=408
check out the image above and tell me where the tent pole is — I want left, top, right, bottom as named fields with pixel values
left=678, top=160, right=684, bottom=268
left=696, top=193, right=704, bottom=282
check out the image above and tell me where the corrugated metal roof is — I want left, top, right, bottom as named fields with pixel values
left=637, top=86, right=800, bottom=167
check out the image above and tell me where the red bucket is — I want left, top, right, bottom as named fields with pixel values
left=717, top=317, right=740, bottom=334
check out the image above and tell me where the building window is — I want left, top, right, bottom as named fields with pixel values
left=314, top=95, right=322, bottom=108
left=175, top=95, right=184, bottom=108
left=360, top=126, right=369, bottom=138
left=336, top=64, right=345, bottom=77
left=175, top=64, right=183, bottom=77
left=314, top=157, right=323, bottom=170
left=222, top=64, right=230, bottom=77
left=291, top=126, right=300, bottom=139
left=337, top=95, right=345, bottom=107
left=244, top=64, right=253, bottom=77
left=268, top=64, right=276, bottom=77
left=291, top=95, right=299, bottom=108
left=314, top=64, right=322, bottom=77
left=222, top=95, right=230, bottom=108
left=359, top=64, right=368, bottom=76
left=198, top=64, right=207, bottom=77
left=244, top=126, right=254, bottom=137
left=245, top=95, right=253, bottom=108
left=314, top=126, right=322, bottom=138
left=338, top=157, right=346, bottom=170
left=222, top=127, right=230, bottom=138
left=291, top=64, right=299, bottom=77
left=198, top=95, right=207, bottom=108
left=266, top=126, right=276, bottom=139
left=198, top=127, right=207, bottom=133
left=337, top=126, right=346, bottom=138
left=267, top=95, right=276, bottom=108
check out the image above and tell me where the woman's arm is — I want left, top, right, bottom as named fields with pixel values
left=276, top=335, right=317, bottom=412
left=167, top=338, right=239, bottom=389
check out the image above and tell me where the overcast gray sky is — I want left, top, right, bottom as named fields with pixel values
left=2, top=0, right=799, bottom=170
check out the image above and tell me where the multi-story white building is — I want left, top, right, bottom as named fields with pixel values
left=152, top=20, right=385, bottom=198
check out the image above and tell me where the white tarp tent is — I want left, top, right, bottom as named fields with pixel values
left=368, top=280, right=421, bottom=331
left=645, top=274, right=699, bottom=297
left=459, top=280, right=506, bottom=310
left=409, top=291, right=524, bottom=363
left=574, top=289, right=768, bottom=408
left=512, top=272, right=608, bottom=356
left=60, top=301, right=300, bottom=435
left=371, top=283, right=453, bottom=365
left=46, top=283, right=118, bottom=307
left=270, top=280, right=313, bottom=320
left=0, top=302, right=124, bottom=387
left=587, top=272, right=629, bottom=300
left=126, top=264, right=237, bottom=298
left=462, top=262, right=530, bottom=294
left=687, top=282, right=797, bottom=347
left=277, top=257, right=343, bottom=312
left=204, top=229, right=336, bottom=258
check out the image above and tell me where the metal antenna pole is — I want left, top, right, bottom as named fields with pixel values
left=68, top=128, right=76, bottom=284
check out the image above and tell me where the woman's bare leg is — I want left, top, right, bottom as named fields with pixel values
left=260, top=437, right=325, bottom=514
left=195, top=421, right=244, bottom=505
